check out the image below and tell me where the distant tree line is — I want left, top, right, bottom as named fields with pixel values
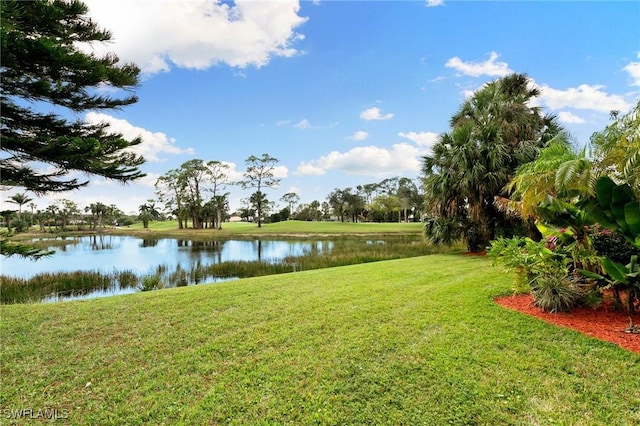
left=141, top=154, right=425, bottom=230
left=1, top=199, right=133, bottom=233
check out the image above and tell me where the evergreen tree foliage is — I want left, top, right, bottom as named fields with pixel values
left=1, top=0, right=144, bottom=260
left=0, top=0, right=145, bottom=194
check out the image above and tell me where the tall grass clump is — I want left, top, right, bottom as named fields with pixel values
left=137, top=272, right=164, bottom=292
left=117, top=270, right=139, bottom=288
left=0, top=270, right=138, bottom=304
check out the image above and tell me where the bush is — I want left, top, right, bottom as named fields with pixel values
left=488, top=236, right=562, bottom=294
left=9, top=219, right=28, bottom=232
left=119, top=217, right=135, bottom=227
left=489, top=236, right=587, bottom=312
left=590, top=227, right=640, bottom=264
left=531, top=269, right=583, bottom=313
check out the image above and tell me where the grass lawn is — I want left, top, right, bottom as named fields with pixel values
left=120, top=219, right=425, bottom=236
left=2, top=254, right=639, bottom=425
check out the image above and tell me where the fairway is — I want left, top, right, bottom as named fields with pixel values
left=2, top=254, right=639, bottom=425
left=121, top=219, right=425, bottom=236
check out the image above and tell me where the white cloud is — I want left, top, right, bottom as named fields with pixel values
left=398, top=131, right=440, bottom=148
left=276, top=119, right=292, bottom=126
left=557, top=111, right=586, bottom=124
left=84, top=112, right=194, bottom=162
left=294, top=163, right=326, bottom=176
left=218, top=161, right=245, bottom=183
left=82, top=0, right=307, bottom=74
left=623, top=53, right=640, bottom=86
left=537, top=83, right=630, bottom=112
left=360, top=107, right=394, bottom=121
left=273, top=165, right=290, bottom=179
left=348, top=131, right=369, bottom=141
left=445, top=51, right=512, bottom=77
left=294, top=144, right=422, bottom=177
left=294, top=119, right=313, bottom=129
left=426, top=0, right=445, bottom=7
left=459, top=78, right=630, bottom=115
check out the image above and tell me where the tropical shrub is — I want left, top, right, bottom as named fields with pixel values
left=488, top=236, right=556, bottom=294
left=530, top=269, right=583, bottom=313
left=489, top=223, right=598, bottom=312
left=579, top=176, right=640, bottom=313
left=581, top=256, right=640, bottom=313
left=590, top=226, right=640, bottom=264
left=581, top=176, right=640, bottom=247
left=492, top=98, right=640, bottom=313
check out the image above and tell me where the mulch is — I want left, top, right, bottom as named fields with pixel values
left=495, top=293, right=640, bottom=354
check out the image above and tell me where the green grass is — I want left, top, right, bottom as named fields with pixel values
left=123, top=219, right=425, bottom=236
left=2, top=254, right=639, bottom=425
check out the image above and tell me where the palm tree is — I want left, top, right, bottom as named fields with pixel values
left=45, top=204, right=59, bottom=231
left=6, top=192, right=33, bottom=220
left=590, top=100, right=640, bottom=193
left=34, top=210, right=47, bottom=232
left=422, top=73, right=561, bottom=251
left=138, top=201, right=159, bottom=229
left=503, top=100, right=640, bottom=220
left=501, top=132, right=592, bottom=218
left=28, top=202, right=37, bottom=227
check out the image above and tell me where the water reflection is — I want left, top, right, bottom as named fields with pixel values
left=1, top=236, right=429, bottom=304
left=140, top=238, right=159, bottom=248
left=89, top=234, right=117, bottom=251
left=1, top=236, right=340, bottom=303
left=1, top=236, right=332, bottom=280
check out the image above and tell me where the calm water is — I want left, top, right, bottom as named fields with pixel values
left=1, top=235, right=334, bottom=279
left=1, top=236, right=336, bottom=302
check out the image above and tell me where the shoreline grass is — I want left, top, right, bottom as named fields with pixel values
left=2, top=254, right=638, bottom=425
left=2, top=234, right=456, bottom=304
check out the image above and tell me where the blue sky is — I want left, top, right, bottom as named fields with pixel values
left=6, top=0, right=640, bottom=215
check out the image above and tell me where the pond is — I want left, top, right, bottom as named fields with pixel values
left=0, top=235, right=338, bottom=303
left=2, top=235, right=333, bottom=279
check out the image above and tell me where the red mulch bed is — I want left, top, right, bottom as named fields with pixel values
left=495, top=293, right=640, bottom=354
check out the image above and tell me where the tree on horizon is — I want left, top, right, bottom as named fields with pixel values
left=239, top=154, right=281, bottom=228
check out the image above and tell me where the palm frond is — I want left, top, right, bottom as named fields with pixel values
left=555, top=157, right=591, bottom=196
left=623, top=148, right=640, bottom=192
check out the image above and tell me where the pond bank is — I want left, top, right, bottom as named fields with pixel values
left=2, top=234, right=454, bottom=304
